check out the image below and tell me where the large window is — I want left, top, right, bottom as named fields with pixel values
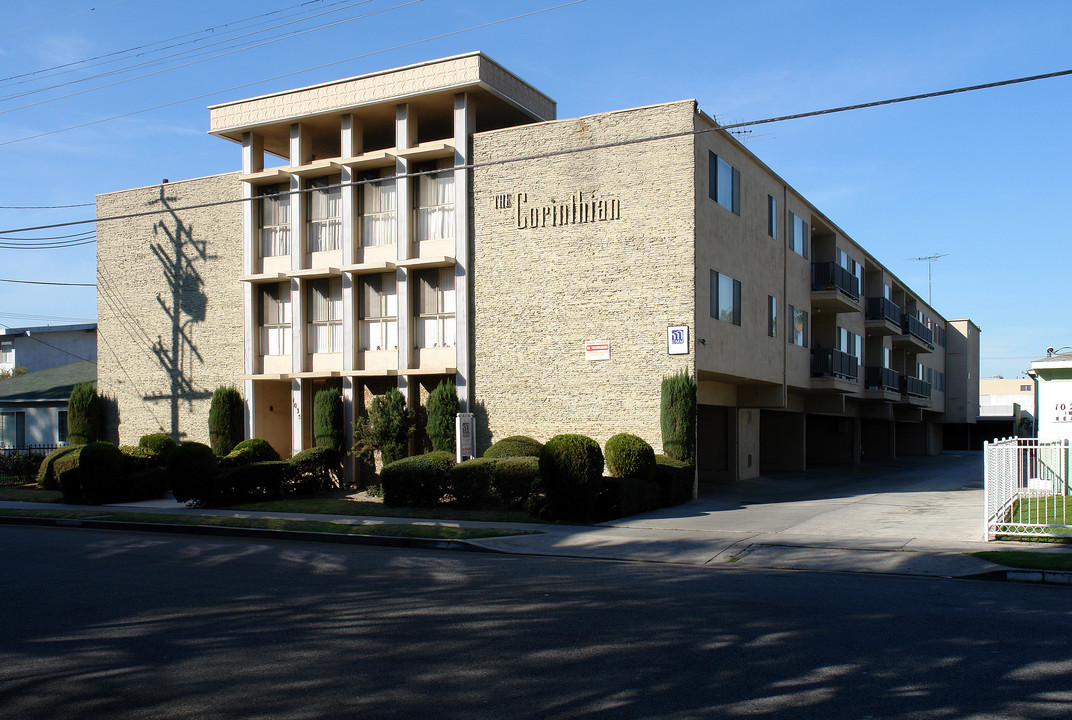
left=767, top=195, right=777, bottom=238
left=788, top=211, right=808, bottom=258
left=0, top=411, right=23, bottom=449
left=361, top=171, right=396, bottom=247
left=58, top=410, right=68, bottom=444
left=359, top=273, right=398, bottom=352
left=414, top=267, right=456, bottom=348
left=259, top=283, right=292, bottom=356
left=416, top=159, right=455, bottom=242
left=768, top=295, right=778, bottom=338
left=710, top=270, right=741, bottom=326
left=259, top=184, right=291, bottom=258
left=307, top=278, right=343, bottom=353
left=708, top=152, right=740, bottom=215
left=838, top=248, right=863, bottom=294
left=837, top=326, right=863, bottom=369
left=307, top=175, right=342, bottom=252
left=0, top=341, right=13, bottom=369
left=788, top=304, right=808, bottom=347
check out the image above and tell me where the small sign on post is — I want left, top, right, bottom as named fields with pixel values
left=456, top=412, right=475, bottom=462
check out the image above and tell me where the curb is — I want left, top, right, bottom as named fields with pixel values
left=0, top=514, right=507, bottom=554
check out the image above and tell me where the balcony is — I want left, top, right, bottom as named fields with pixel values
left=865, top=297, right=902, bottom=336
left=900, top=375, right=932, bottom=405
left=810, top=347, right=859, bottom=393
left=892, top=313, right=934, bottom=352
left=811, top=262, right=862, bottom=314
left=864, top=366, right=901, bottom=401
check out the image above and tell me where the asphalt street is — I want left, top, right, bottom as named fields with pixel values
left=3, top=525, right=1071, bottom=719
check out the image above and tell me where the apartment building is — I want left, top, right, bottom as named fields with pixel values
left=96, top=53, right=978, bottom=483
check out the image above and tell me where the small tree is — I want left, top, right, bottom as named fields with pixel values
left=208, top=386, right=244, bottom=456
left=426, top=379, right=458, bottom=453
left=352, top=388, right=413, bottom=467
left=660, top=370, right=696, bottom=463
left=68, top=382, right=101, bottom=445
left=313, top=389, right=343, bottom=451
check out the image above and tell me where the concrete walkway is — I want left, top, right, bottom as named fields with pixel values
left=5, top=452, right=1071, bottom=580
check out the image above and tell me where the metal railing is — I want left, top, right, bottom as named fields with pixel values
left=0, top=444, right=61, bottom=456
left=866, top=297, right=902, bottom=325
left=864, top=366, right=900, bottom=391
left=985, top=437, right=1072, bottom=540
left=900, top=375, right=931, bottom=398
left=811, top=347, right=858, bottom=380
left=811, top=262, right=860, bottom=299
left=901, top=314, right=933, bottom=344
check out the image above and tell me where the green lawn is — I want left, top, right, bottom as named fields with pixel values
left=0, top=508, right=535, bottom=540
left=0, top=484, right=62, bottom=503
left=227, top=496, right=548, bottom=524
left=970, top=550, right=1072, bottom=571
left=1005, top=496, right=1072, bottom=527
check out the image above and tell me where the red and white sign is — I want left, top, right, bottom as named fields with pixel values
left=585, top=341, right=610, bottom=361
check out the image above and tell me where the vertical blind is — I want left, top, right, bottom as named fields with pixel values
left=416, top=165, right=454, bottom=242
left=362, top=176, right=396, bottom=247
left=308, top=278, right=343, bottom=353
left=308, top=176, right=342, bottom=252
left=260, top=185, right=291, bottom=257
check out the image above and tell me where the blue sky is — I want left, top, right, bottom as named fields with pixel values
left=1, top=0, right=1069, bottom=378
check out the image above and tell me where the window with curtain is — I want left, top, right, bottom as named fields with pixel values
left=307, top=175, right=342, bottom=252
left=709, top=270, right=741, bottom=326
left=414, top=267, right=456, bottom=349
left=416, top=159, right=454, bottom=242
left=0, top=411, right=23, bottom=449
left=361, top=171, right=396, bottom=247
left=259, top=184, right=290, bottom=258
left=359, top=273, right=397, bottom=352
left=307, top=278, right=343, bottom=353
left=259, top=283, right=292, bottom=356
left=788, top=304, right=808, bottom=347
left=788, top=211, right=809, bottom=258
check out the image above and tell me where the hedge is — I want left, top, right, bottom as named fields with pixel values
left=604, top=433, right=656, bottom=480
left=489, top=455, right=540, bottom=511
left=289, top=447, right=342, bottom=493
left=231, top=438, right=281, bottom=463
left=208, top=386, right=243, bottom=456
left=484, top=435, right=542, bottom=459
left=447, top=457, right=497, bottom=508
left=597, top=476, right=662, bottom=518
left=654, top=455, right=694, bottom=507
left=380, top=451, right=454, bottom=507
left=36, top=445, right=82, bottom=490
left=537, top=434, right=604, bottom=521
left=168, top=442, right=218, bottom=504
left=138, top=433, right=177, bottom=462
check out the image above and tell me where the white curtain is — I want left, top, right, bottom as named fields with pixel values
left=359, top=274, right=398, bottom=351
left=308, top=177, right=342, bottom=252
left=414, top=269, right=456, bottom=348
left=308, top=279, right=342, bottom=353
left=362, top=178, right=396, bottom=247
left=259, top=283, right=292, bottom=355
left=417, top=170, right=454, bottom=242
left=260, top=188, right=291, bottom=257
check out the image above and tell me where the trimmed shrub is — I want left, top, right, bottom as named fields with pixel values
left=77, top=441, right=124, bottom=505
left=490, top=455, right=540, bottom=511
left=120, top=445, right=156, bottom=475
left=217, top=461, right=289, bottom=504
left=37, top=445, right=82, bottom=489
left=660, top=370, right=696, bottom=463
left=218, top=447, right=256, bottom=470
left=604, top=433, right=656, bottom=480
left=289, top=447, right=342, bottom=492
left=447, top=457, right=496, bottom=508
left=484, top=435, right=543, bottom=459
left=231, top=438, right=281, bottom=463
left=167, top=442, right=218, bottom=504
left=208, top=386, right=244, bottom=456
left=68, top=382, right=101, bottom=445
left=138, top=433, right=177, bottom=463
left=56, top=448, right=84, bottom=504
left=426, top=379, right=459, bottom=453
left=537, top=434, right=604, bottom=521
left=121, top=467, right=167, bottom=502
left=1, top=451, right=44, bottom=483
left=654, top=455, right=694, bottom=507
left=380, top=451, right=453, bottom=507
left=313, top=389, right=343, bottom=451
left=598, top=476, right=662, bottom=519
left=353, top=388, right=413, bottom=467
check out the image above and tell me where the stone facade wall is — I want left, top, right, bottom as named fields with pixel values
left=96, top=173, right=244, bottom=446
left=471, top=101, right=697, bottom=453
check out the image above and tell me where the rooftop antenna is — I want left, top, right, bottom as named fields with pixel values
left=913, top=253, right=948, bottom=305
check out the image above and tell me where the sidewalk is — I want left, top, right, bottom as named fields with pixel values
left=4, top=452, right=1071, bottom=581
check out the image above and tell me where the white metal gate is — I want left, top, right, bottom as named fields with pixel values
left=984, top=437, right=1072, bottom=540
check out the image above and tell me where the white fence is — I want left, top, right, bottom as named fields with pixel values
left=984, top=437, right=1072, bottom=540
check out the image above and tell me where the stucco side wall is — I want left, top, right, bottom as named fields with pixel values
left=96, top=174, right=244, bottom=445
left=471, top=101, right=696, bottom=453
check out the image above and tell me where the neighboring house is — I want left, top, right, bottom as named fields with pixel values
left=1029, top=351, right=1072, bottom=442
left=0, top=323, right=97, bottom=375
left=95, top=53, right=979, bottom=484
left=0, top=361, right=96, bottom=450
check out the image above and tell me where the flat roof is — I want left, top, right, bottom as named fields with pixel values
left=0, top=323, right=96, bottom=337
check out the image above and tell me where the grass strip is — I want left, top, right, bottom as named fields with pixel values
left=0, top=508, right=536, bottom=540
left=227, top=497, right=548, bottom=524
left=0, top=485, right=62, bottom=502
left=970, top=550, right=1072, bottom=571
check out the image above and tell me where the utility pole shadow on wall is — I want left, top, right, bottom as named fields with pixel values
left=143, top=186, right=214, bottom=440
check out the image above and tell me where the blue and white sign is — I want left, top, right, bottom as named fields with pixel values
left=456, top=412, right=475, bottom=461
left=667, top=325, right=689, bottom=355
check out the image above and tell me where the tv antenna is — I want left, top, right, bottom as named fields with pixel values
left=912, top=253, right=948, bottom=305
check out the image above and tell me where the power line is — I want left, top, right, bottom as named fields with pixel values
left=0, top=312, right=95, bottom=323
left=0, top=278, right=96, bottom=287
left=0, top=0, right=589, bottom=148
left=0, top=203, right=93, bottom=209
left=0, top=0, right=128, bottom=39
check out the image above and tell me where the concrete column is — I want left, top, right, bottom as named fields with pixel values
left=395, top=104, right=415, bottom=390
left=241, top=133, right=259, bottom=438
left=339, top=116, right=357, bottom=482
left=291, top=378, right=303, bottom=454
left=453, top=92, right=474, bottom=413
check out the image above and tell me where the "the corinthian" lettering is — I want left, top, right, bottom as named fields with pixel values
left=515, top=191, right=621, bottom=230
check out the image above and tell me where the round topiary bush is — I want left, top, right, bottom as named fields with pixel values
left=484, top=435, right=543, bottom=459
left=231, top=438, right=282, bottom=463
left=78, top=441, right=124, bottom=505
left=167, top=442, right=218, bottom=504
left=138, top=433, right=177, bottom=463
left=289, top=446, right=342, bottom=492
left=604, top=433, right=656, bottom=480
left=36, top=445, right=83, bottom=490
left=537, top=434, right=604, bottom=521
left=380, top=451, right=454, bottom=507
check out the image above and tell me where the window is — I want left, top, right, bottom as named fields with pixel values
left=767, top=195, right=777, bottom=238
left=883, top=347, right=892, bottom=369
left=0, top=341, right=13, bottom=367
left=710, top=270, right=741, bottom=326
left=1020, top=384, right=1032, bottom=392
left=788, top=304, right=808, bottom=347
left=883, top=284, right=891, bottom=300
left=361, top=171, right=396, bottom=247
left=57, top=410, right=68, bottom=444
left=708, top=152, right=740, bottom=215
left=767, top=295, right=777, bottom=337
left=838, top=249, right=863, bottom=294
left=0, top=411, right=23, bottom=449
left=416, top=159, right=455, bottom=242
left=307, top=176, right=342, bottom=252
left=259, top=283, right=292, bottom=356
left=307, top=278, right=343, bottom=353
left=359, top=273, right=398, bottom=352
left=259, top=185, right=291, bottom=258
left=788, top=211, right=808, bottom=258
left=837, top=327, right=863, bottom=369
left=414, top=267, right=456, bottom=348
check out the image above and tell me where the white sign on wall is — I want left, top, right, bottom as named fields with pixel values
left=456, top=412, right=475, bottom=461
left=667, top=325, right=689, bottom=355
left=585, top=341, right=610, bottom=361
left=1037, top=379, right=1072, bottom=441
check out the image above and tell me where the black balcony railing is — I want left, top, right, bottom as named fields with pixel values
left=866, top=297, right=902, bottom=325
left=864, top=366, right=900, bottom=391
left=901, top=375, right=932, bottom=398
left=901, top=314, right=934, bottom=344
left=812, top=347, right=858, bottom=380
left=811, top=262, right=860, bottom=299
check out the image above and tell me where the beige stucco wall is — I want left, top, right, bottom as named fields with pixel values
left=470, top=101, right=697, bottom=453
left=96, top=173, right=244, bottom=445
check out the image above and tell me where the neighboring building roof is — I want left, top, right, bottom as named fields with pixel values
left=0, top=361, right=96, bottom=402
left=0, top=323, right=97, bottom=338
left=1032, top=352, right=1072, bottom=370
